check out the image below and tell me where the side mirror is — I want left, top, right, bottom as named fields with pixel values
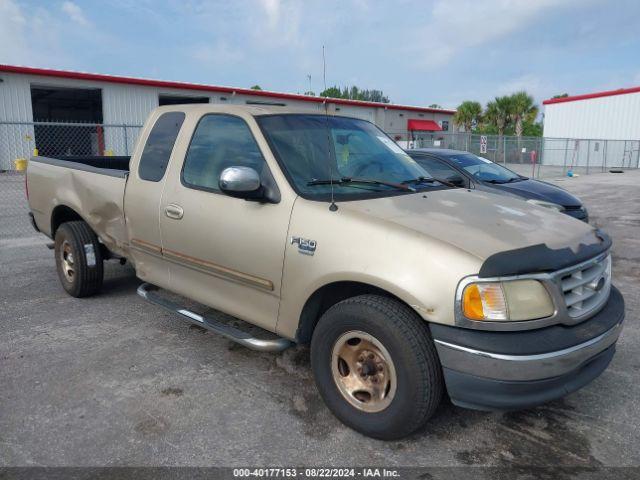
left=219, top=166, right=264, bottom=200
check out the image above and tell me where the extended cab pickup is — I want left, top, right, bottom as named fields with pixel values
left=27, top=105, right=625, bottom=439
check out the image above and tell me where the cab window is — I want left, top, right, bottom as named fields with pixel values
left=182, top=114, right=267, bottom=192
left=138, top=112, right=185, bottom=182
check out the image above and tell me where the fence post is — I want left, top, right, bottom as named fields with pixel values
left=123, top=125, right=129, bottom=155
left=502, top=136, right=506, bottom=165
left=603, top=140, right=607, bottom=172
left=537, top=137, right=543, bottom=178
left=562, top=138, right=569, bottom=176
left=586, top=139, right=591, bottom=174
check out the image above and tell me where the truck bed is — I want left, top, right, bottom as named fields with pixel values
left=31, top=155, right=131, bottom=177
left=27, top=155, right=131, bottom=257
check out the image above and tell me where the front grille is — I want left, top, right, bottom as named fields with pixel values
left=558, top=254, right=611, bottom=318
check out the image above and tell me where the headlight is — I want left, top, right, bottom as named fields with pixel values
left=460, top=279, right=554, bottom=322
left=526, top=199, right=565, bottom=212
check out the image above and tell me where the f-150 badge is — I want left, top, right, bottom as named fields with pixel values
left=290, top=236, right=317, bottom=256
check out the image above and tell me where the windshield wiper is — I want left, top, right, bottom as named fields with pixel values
left=485, top=179, right=509, bottom=184
left=307, top=177, right=415, bottom=192
left=402, top=176, right=458, bottom=188
left=486, top=176, right=526, bottom=184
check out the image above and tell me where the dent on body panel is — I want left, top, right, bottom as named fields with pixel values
left=68, top=170, right=127, bottom=253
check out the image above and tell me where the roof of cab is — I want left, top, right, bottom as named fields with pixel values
left=154, top=103, right=355, bottom=117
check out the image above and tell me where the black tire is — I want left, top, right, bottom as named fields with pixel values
left=54, top=221, right=104, bottom=297
left=311, top=294, right=443, bottom=440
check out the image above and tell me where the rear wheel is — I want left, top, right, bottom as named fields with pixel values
left=311, top=294, right=443, bottom=440
left=54, top=221, right=104, bottom=297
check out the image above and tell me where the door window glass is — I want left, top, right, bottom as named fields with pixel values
left=182, top=115, right=266, bottom=192
left=415, top=157, right=466, bottom=185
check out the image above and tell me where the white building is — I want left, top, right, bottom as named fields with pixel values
left=0, top=64, right=455, bottom=170
left=542, top=86, right=640, bottom=169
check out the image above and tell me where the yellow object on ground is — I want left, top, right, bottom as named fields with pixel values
left=14, top=158, right=27, bottom=172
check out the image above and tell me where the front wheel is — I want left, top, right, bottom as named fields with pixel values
left=54, top=221, right=104, bottom=297
left=310, top=294, right=443, bottom=440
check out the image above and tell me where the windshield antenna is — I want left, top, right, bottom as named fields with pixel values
left=322, top=45, right=338, bottom=212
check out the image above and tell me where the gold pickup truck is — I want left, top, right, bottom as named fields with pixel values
left=26, top=105, right=625, bottom=439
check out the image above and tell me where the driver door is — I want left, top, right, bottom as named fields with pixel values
left=159, top=113, right=292, bottom=331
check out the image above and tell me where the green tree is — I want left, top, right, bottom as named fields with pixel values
left=510, top=91, right=538, bottom=137
left=484, top=96, right=513, bottom=136
left=320, top=86, right=343, bottom=98
left=428, top=103, right=442, bottom=109
left=453, top=100, right=482, bottom=132
left=552, top=93, right=569, bottom=99
left=250, top=85, right=262, bottom=90
left=521, top=121, right=543, bottom=137
left=320, top=85, right=390, bottom=103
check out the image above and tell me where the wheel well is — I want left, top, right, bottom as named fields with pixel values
left=296, top=281, right=401, bottom=344
left=51, top=205, right=83, bottom=237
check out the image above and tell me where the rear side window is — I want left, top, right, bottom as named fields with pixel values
left=182, top=114, right=266, bottom=192
left=138, top=112, right=185, bottom=182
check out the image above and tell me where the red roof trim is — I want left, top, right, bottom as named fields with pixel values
left=543, top=85, right=640, bottom=105
left=0, top=64, right=455, bottom=114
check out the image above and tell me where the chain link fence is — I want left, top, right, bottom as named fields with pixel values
left=0, top=121, right=141, bottom=239
left=1, top=120, right=639, bottom=239
left=0, top=121, right=142, bottom=171
left=389, top=131, right=640, bottom=179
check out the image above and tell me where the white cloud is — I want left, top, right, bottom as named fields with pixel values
left=414, top=0, right=578, bottom=69
left=0, top=0, right=29, bottom=63
left=190, top=41, right=245, bottom=67
left=61, top=1, right=90, bottom=27
left=496, top=74, right=543, bottom=97
left=259, top=0, right=281, bottom=28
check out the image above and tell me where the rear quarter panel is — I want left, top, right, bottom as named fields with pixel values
left=27, top=159, right=128, bottom=256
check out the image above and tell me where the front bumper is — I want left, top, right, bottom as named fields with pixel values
left=430, top=285, right=625, bottom=411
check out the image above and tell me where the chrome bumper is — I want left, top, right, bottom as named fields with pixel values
left=434, top=318, right=623, bottom=381
left=430, top=285, right=625, bottom=411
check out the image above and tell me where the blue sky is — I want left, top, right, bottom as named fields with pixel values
left=1, top=0, right=639, bottom=109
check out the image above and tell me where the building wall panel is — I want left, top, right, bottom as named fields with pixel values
left=543, top=92, right=640, bottom=140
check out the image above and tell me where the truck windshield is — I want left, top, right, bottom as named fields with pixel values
left=257, top=114, right=431, bottom=200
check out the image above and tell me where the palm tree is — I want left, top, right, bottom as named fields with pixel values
left=453, top=101, right=482, bottom=132
left=510, top=91, right=538, bottom=137
left=484, top=96, right=512, bottom=136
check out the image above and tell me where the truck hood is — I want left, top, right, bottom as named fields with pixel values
left=341, top=188, right=600, bottom=262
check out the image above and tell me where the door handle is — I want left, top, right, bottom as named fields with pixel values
left=164, top=204, right=184, bottom=220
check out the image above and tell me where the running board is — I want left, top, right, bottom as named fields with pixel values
left=137, top=283, right=292, bottom=352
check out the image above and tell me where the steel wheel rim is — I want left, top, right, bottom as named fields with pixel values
left=331, top=330, right=397, bottom=413
left=60, top=240, right=75, bottom=282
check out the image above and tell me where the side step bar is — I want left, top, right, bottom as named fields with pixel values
left=137, top=283, right=292, bottom=352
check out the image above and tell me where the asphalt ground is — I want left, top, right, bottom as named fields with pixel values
left=1, top=170, right=638, bottom=470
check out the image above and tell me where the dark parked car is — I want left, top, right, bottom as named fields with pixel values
left=408, top=148, right=588, bottom=222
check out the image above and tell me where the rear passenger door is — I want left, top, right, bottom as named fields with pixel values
left=158, top=113, right=292, bottom=332
left=125, top=110, right=186, bottom=289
